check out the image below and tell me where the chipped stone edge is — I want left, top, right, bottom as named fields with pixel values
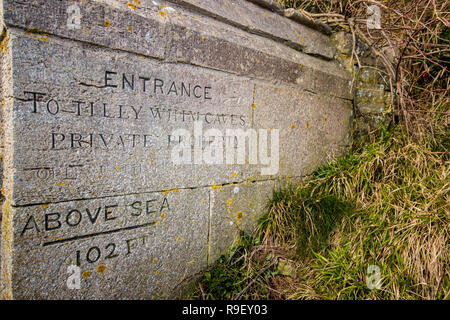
left=247, top=0, right=332, bottom=36
left=246, top=0, right=285, bottom=14
left=284, top=8, right=332, bottom=36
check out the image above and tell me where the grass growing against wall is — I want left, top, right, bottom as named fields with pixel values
left=186, top=123, right=449, bottom=300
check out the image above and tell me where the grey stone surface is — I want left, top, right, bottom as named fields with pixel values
left=168, top=0, right=335, bottom=59
left=284, top=8, right=331, bottom=35
left=208, top=179, right=276, bottom=264
left=7, top=28, right=255, bottom=206
left=246, top=0, right=285, bottom=14
left=314, top=69, right=353, bottom=100
left=166, top=6, right=347, bottom=89
left=3, top=188, right=209, bottom=299
left=1, top=0, right=348, bottom=86
left=3, top=0, right=167, bottom=59
left=0, top=0, right=354, bottom=299
left=251, top=82, right=353, bottom=180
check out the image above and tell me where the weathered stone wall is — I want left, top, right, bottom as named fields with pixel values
left=332, top=31, right=392, bottom=137
left=0, top=0, right=352, bottom=299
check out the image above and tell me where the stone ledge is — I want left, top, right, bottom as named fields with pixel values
left=1, top=0, right=349, bottom=96
left=3, top=0, right=167, bottom=59
left=166, top=0, right=335, bottom=59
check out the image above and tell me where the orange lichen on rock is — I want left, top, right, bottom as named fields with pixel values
left=97, top=265, right=107, bottom=274
left=163, top=188, right=179, bottom=195
left=126, top=2, right=137, bottom=9
left=0, top=33, right=8, bottom=54
left=25, top=28, right=50, bottom=42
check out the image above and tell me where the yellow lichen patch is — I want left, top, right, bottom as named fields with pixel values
left=306, top=122, right=310, bottom=128
left=177, top=236, right=182, bottom=242
left=252, top=103, right=256, bottom=109
left=291, top=124, right=296, bottom=129
left=232, top=172, right=237, bottom=178
left=188, top=260, right=195, bottom=265
left=210, top=182, right=222, bottom=190
left=317, top=95, right=321, bottom=100
left=25, top=28, right=50, bottom=42
left=133, top=0, right=142, bottom=4
left=126, top=2, right=137, bottom=9
left=226, top=198, right=232, bottom=206
left=218, top=188, right=223, bottom=193
left=201, top=199, right=205, bottom=204
left=265, top=12, right=269, bottom=17
left=155, top=220, right=159, bottom=225
left=152, top=258, right=157, bottom=263
left=41, top=203, right=49, bottom=208
left=97, top=264, right=107, bottom=274
left=342, top=120, right=345, bottom=125
left=160, top=212, right=165, bottom=219
left=249, top=176, right=254, bottom=180
left=56, top=237, right=62, bottom=240
left=0, top=33, right=8, bottom=54
left=323, top=117, right=327, bottom=121
left=163, top=187, right=179, bottom=195
left=58, top=182, right=67, bottom=186
left=201, top=35, right=205, bottom=40
left=115, top=166, right=120, bottom=170
left=298, top=62, right=303, bottom=68
left=158, top=10, right=167, bottom=18
left=82, top=270, right=91, bottom=278
left=299, top=37, right=305, bottom=42
left=127, top=26, right=133, bottom=31
left=236, top=211, right=243, bottom=219
left=155, top=270, right=160, bottom=275
left=104, top=20, right=111, bottom=27
left=248, top=201, right=252, bottom=207
left=1, top=187, right=4, bottom=196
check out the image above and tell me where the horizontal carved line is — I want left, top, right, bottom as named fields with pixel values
left=42, top=221, right=157, bottom=247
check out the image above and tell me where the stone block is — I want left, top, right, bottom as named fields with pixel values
left=1, top=188, right=210, bottom=299
left=0, top=0, right=354, bottom=299
left=6, top=28, right=256, bottom=206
